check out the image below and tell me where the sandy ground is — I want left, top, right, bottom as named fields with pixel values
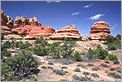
left=35, top=55, right=121, bottom=81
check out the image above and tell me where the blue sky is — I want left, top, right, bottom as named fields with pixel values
left=1, top=1, right=121, bottom=36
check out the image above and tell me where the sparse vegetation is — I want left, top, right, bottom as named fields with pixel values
left=72, top=74, right=93, bottom=81
left=107, top=71, right=121, bottom=79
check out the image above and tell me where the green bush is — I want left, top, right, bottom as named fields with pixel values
left=53, top=69, right=66, bottom=75
left=88, top=48, right=96, bottom=60
left=34, top=37, right=48, bottom=46
left=108, top=54, right=118, bottom=61
left=33, top=45, right=49, bottom=56
left=1, top=50, right=39, bottom=81
left=49, top=41, right=75, bottom=58
left=17, top=41, right=31, bottom=49
left=3, top=41, right=12, bottom=49
left=104, top=35, right=121, bottom=50
left=1, top=49, right=11, bottom=61
left=73, top=52, right=82, bottom=61
left=88, top=45, right=109, bottom=60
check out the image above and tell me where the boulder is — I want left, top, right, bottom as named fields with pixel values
left=50, top=25, right=83, bottom=40
left=88, top=20, right=111, bottom=41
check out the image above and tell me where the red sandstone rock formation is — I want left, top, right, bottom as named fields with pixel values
left=14, top=16, right=41, bottom=27
left=50, top=25, right=83, bottom=40
left=1, top=10, right=14, bottom=35
left=88, top=20, right=111, bottom=41
left=28, top=26, right=55, bottom=38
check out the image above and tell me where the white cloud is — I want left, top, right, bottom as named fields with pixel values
left=88, top=14, right=104, bottom=20
left=47, top=1, right=60, bottom=3
left=111, top=24, right=118, bottom=29
left=72, top=12, right=79, bottom=16
left=83, top=4, right=93, bottom=8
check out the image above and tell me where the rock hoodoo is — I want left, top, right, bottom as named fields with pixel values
left=1, top=11, right=55, bottom=39
left=1, top=10, right=14, bottom=35
left=87, top=20, right=111, bottom=41
left=50, top=25, right=83, bottom=40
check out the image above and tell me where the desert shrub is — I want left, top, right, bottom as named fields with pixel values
left=91, top=73, right=99, bottom=77
left=92, top=66, right=100, bottom=71
left=74, top=68, right=81, bottom=72
left=87, top=63, right=94, bottom=66
left=1, top=49, right=11, bottom=61
left=88, top=48, right=96, bottom=60
left=88, top=45, right=109, bottom=60
left=83, top=71, right=90, bottom=75
left=2, top=41, right=12, bottom=49
left=47, top=66, right=53, bottom=69
left=107, top=71, right=121, bottom=79
left=114, top=60, right=120, bottom=64
left=72, top=75, right=93, bottom=81
left=61, top=66, right=67, bottom=69
left=1, top=50, right=39, bottom=81
left=117, top=70, right=121, bottom=73
left=104, top=35, right=121, bottom=50
left=73, top=52, right=82, bottom=61
left=31, top=74, right=38, bottom=81
left=49, top=42, right=61, bottom=58
left=33, top=44, right=49, bottom=56
left=108, top=44, right=117, bottom=50
left=108, top=54, right=118, bottom=61
left=17, top=41, right=31, bottom=49
left=34, top=37, right=48, bottom=46
left=101, top=63, right=108, bottom=67
left=77, top=64, right=83, bottom=67
left=95, top=45, right=109, bottom=59
left=49, top=41, right=75, bottom=58
left=53, top=69, right=66, bottom=75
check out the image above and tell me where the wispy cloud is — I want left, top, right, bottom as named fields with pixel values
left=88, top=14, right=104, bottom=20
left=111, top=24, right=118, bottom=30
left=83, top=4, right=93, bottom=8
left=47, top=1, right=60, bottom=3
left=72, top=12, right=79, bottom=16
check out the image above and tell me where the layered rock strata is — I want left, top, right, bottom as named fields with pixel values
left=88, top=20, right=111, bottom=41
left=50, top=25, right=83, bottom=40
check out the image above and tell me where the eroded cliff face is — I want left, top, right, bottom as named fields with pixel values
left=1, top=10, right=111, bottom=41
left=50, top=25, right=83, bottom=40
left=88, top=20, right=111, bottom=41
left=1, top=11, right=55, bottom=39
